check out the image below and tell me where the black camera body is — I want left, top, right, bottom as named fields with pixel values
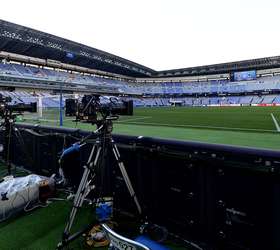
left=65, top=94, right=133, bottom=123
left=0, top=95, right=12, bottom=103
left=6, top=102, right=37, bottom=113
left=0, top=94, right=37, bottom=118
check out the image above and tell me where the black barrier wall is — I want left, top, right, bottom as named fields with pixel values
left=3, top=123, right=280, bottom=250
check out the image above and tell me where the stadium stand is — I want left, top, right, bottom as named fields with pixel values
left=0, top=60, right=280, bottom=107
left=1, top=61, right=280, bottom=98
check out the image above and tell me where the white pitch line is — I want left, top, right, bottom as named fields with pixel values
left=117, top=116, right=152, bottom=123
left=271, top=113, right=280, bottom=132
left=23, top=117, right=73, bottom=122
left=23, top=116, right=151, bottom=123
left=120, top=120, right=277, bottom=133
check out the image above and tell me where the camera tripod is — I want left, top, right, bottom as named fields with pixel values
left=57, top=116, right=142, bottom=249
left=1, top=109, right=14, bottom=175
left=0, top=109, right=31, bottom=175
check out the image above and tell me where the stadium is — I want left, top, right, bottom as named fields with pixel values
left=0, top=13, right=280, bottom=250
left=0, top=20, right=280, bottom=149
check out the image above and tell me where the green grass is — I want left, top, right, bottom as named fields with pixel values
left=120, top=106, right=280, bottom=131
left=0, top=201, right=185, bottom=250
left=0, top=201, right=94, bottom=250
left=20, top=106, right=280, bottom=150
left=0, top=165, right=185, bottom=250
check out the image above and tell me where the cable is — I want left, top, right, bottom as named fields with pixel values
left=47, top=198, right=68, bottom=202
left=24, top=201, right=49, bottom=212
left=14, top=128, right=35, bottom=169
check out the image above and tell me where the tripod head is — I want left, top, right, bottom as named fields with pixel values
left=95, top=115, right=119, bottom=137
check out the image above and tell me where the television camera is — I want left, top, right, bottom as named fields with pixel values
left=0, top=94, right=37, bottom=174
left=65, top=94, right=133, bottom=124
left=0, top=94, right=37, bottom=120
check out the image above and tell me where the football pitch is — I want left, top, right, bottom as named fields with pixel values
left=21, top=106, right=280, bottom=150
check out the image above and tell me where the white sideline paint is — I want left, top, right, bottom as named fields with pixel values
left=271, top=113, right=280, bottom=132
left=118, top=116, right=152, bottom=123
left=23, top=116, right=151, bottom=123
left=119, top=120, right=277, bottom=133
left=24, top=117, right=73, bottom=122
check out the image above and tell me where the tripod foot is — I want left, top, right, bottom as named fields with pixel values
left=56, top=242, right=63, bottom=250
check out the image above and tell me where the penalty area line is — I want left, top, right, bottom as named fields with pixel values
left=271, top=113, right=280, bottom=132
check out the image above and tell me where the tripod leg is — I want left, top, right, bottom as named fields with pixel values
left=61, top=144, right=102, bottom=244
left=111, top=142, right=142, bottom=215
left=63, top=167, right=91, bottom=237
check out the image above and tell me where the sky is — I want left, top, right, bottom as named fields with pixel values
left=1, top=0, right=280, bottom=71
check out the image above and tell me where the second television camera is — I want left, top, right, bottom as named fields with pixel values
left=0, top=94, right=37, bottom=119
left=65, top=94, right=133, bottom=123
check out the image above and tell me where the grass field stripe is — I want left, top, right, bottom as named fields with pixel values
left=270, top=113, right=280, bottom=132
left=119, top=120, right=277, bottom=133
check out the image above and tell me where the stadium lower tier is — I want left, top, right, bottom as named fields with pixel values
left=0, top=90, right=280, bottom=108
left=129, top=95, right=280, bottom=107
left=1, top=61, right=280, bottom=95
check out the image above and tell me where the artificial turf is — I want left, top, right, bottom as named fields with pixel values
left=0, top=201, right=186, bottom=250
left=0, top=201, right=94, bottom=250
left=21, top=106, right=280, bottom=150
left=0, top=162, right=186, bottom=250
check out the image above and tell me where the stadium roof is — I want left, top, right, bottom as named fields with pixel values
left=0, top=19, right=155, bottom=77
left=157, top=56, right=280, bottom=78
left=2, top=19, right=280, bottom=78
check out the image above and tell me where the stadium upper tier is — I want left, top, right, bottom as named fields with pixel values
left=1, top=61, right=280, bottom=95
left=126, top=77, right=280, bottom=95
left=2, top=19, right=280, bottom=78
